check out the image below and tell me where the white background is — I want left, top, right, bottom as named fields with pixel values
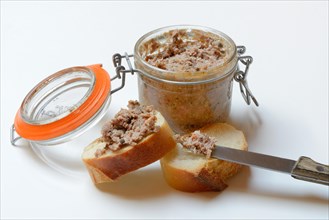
left=1, top=1, right=328, bottom=219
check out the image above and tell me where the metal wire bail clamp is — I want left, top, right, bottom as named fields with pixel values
left=235, top=46, right=259, bottom=106
left=10, top=125, right=22, bottom=146
left=110, top=53, right=136, bottom=95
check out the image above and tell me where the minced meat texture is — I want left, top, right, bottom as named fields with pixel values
left=175, top=130, right=215, bottom=158
left=96, top=100, right=160, bottom=157
left=144, top=30, right=226, bottom=72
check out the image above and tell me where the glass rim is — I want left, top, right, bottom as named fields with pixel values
left=14, top=64, right=112, bottom=142
left=134, top=24, right=238, bottom=81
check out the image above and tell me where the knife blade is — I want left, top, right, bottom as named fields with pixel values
left=212, top=145, right=329, bottom=185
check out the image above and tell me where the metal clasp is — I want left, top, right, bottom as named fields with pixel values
left=111, top=53, right=137, bottom=95
left=234, top=46, right=259, bottom=106
left=10, top=124, right=22, bottom=146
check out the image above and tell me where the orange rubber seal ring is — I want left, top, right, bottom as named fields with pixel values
left=14, top=64, right=111, bottom=141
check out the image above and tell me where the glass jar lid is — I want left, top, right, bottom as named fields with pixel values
left=13, top=64, right=111, bottom=145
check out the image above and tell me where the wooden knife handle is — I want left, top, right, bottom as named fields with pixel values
left=291, top=156, right=329, bottom=185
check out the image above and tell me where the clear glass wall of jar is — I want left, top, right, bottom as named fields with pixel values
left=134, top=25, right=239, bottom=134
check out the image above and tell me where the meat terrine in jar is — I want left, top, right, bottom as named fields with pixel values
left=112, top=25, right=258, bottom=134
left=132, top=25, right=257, bottom=133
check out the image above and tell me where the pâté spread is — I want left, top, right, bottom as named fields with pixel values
left=95, top=100, right=159, bottom=157
left=144, top=30, right=228, bottom=72
left=175, top=130, right=215, bottom=158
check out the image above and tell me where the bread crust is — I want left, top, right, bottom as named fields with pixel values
left=160, top=156, right=228, bottom=192
left=160, top=123, right=247, bottom=192
left=83, top=116, right=176, bottom=184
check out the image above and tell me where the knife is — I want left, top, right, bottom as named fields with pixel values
left=212, top=145, right=329, bottom=185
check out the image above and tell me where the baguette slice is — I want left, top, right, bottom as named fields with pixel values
left=82, top=111, right=176, bottom=184
left=160, top=123, right=248, bottom=192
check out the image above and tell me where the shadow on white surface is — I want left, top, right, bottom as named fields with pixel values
left=95, top=166, right=228, bottom=201
left=230, top=167, right=329, bottom=206
left=228, top=166, right=252, bottom=189
left=95, top=167, right=173, bottom=199
left=228, top=106, right=262, bottom=145
left=95, top=166, right=251, bottom=201
left=235, top=184, right=329, bottom=206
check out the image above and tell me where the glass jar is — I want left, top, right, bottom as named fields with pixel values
left=129, top=25, right=257, bottom=133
